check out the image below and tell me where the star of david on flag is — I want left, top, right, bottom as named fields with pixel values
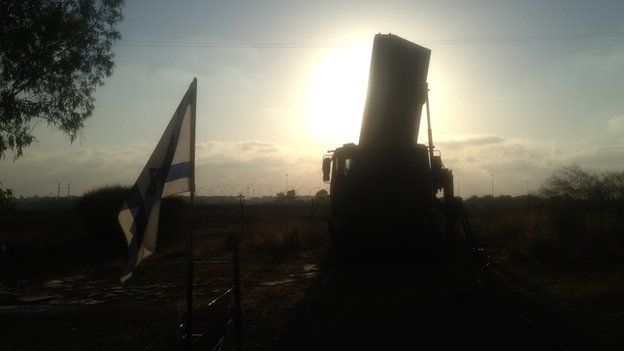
left=118, top=78, right=196, bottom=282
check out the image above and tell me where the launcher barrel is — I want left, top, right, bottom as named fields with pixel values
left=358, top=34, right=431, bottom=147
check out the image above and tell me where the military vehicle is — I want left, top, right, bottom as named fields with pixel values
left=322, top=34, right=458, bottom=257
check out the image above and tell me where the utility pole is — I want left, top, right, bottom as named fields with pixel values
left=67, top=183, right=71, bottom=197
left=490, top=174, right=494, bottom=198
left=285, top=173, right=288, bottom=193
left=57, top=183, right=61, bottom=199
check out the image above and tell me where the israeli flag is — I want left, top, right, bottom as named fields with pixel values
left=118, top=78, right=196, bottom=282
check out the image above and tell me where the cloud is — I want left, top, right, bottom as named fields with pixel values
left=608, top=115, right=624, bottom=129
left=195, top=140, right=309, bottom=167
left=568, top=145, right=624, bottom=168
left=5, top=133, right=624, bottom=198
left=238, top=141, right=278, bottom=153
left=193, top=140, right=324, bottom=195
left=436, top=134, right=624, bottom=196
left=437, top=135, right=504, bottom=149
left=0, top=140, right=327, bottom=197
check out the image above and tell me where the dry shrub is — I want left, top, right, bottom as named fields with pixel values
left=478, top=212, right=527, bottom=243
left=583, top=212, right=624, bottom=261
left=491, top=208, right=624, bottom=264
left=242, top=220, right=327, bottom=256
left=469, top=205, right=592, bottom=264
left=463, top=164, right=624, bottom=265
left=244, top=221, right=301, bottom=256
left=532, top=165, right=624, bottom=263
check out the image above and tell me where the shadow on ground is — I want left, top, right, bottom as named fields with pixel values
left=277, top=245, right=586, bottom=350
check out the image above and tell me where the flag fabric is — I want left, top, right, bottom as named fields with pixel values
left=118, top=78, right=196, bottom=282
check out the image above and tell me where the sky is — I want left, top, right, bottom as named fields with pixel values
left=2, top=0, right=624, bottom=197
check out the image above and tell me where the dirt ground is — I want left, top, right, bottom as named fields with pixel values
left=0, top=204, right=326, bottom=351
left=1, top=204, right=623, bottom=350
left=497, top=260, right=624, bottom=350
left=277, top=248, right=587, bottom=350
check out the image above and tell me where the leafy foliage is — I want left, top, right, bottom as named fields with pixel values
left=0, top=0, right=123, bottom=158
left=541, top=165, right=624, bottom=203
left=0, top=184, right=16, bottom=213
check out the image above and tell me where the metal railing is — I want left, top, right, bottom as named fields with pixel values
left=142, top=288, right=234, bottom=351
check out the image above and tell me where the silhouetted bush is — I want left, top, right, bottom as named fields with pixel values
left=157, top=196, right=186, bottom=246
left=77, top=185, right=187, bottom=257
left=77, top=185, right=131, bottom=255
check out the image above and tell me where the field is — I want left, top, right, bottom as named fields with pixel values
left=1, top=197, right=623, bottom=350
left=0, top=201, right=328, bottom=350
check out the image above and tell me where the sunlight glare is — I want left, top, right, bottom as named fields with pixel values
left=306, top=42, right=372, bottom=145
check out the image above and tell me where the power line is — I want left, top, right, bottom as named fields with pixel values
left=117, top=40, right=345, bottom=48
left=420, top=31, right=624, bottom=45
left=117, top=31, right=624, bottom=49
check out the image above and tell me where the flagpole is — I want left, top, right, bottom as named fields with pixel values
left=233, top=196, right=244, bottom=351
left=185, top=190, right=194, bottom=350
left=185, top=78, right=198, bottom=350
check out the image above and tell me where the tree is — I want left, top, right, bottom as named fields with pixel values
left=540, top=165, right=597, bottom=200
left=275, top=189, right=297, bottom=203
left=541, top=165, right=624, bottom=203
left=0, top=0, right=124, bottom=158
left=286, top=189, right=297, bottom=200
left=0, top=184, right=16, bottom=213
left=314, top=189, right=328, bottom=199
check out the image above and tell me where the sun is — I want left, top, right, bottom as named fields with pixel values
left=306, top=41, right=372, bottom=146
